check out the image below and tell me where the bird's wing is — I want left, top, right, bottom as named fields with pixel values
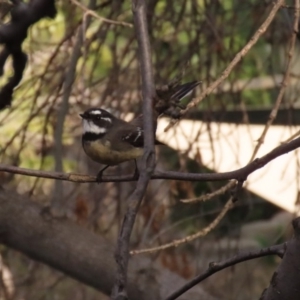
left=121, top=127, right=163, bottom=148
left=122, top=126, right=144, bottom=148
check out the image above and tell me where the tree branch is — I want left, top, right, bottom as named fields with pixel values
left=166, top=243, right=285, bottom=300
left=0, top=189, right=153, bottom=300
left=164, top=0, right=284, bottom=131
left=111, top=1, right=156, bottom=299
left=1, top=134, right=300, bottom=183
left=261, top=217, right=300, bottom=300
left=52, top=0, right=95, bottom=214
left=0, top=189, right=218, bottom=300
left=70, top=0, right=133, bottom=27
left=131, top=197, right=235, bottom=255
left=248, top=0, right=300, bottom=162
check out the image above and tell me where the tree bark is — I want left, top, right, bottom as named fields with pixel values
left=0, top=188, right=146, bottom=298
left=0, top=188, right=216, bottom=300
left=261, top=217, right=300, bottom=300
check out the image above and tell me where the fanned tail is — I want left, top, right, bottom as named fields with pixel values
left=155, top=79, right=201, bottom=118
left=170, top=81, right=201, bottom=101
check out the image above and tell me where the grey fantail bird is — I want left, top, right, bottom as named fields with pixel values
left=80, top=80, right=200, bottom=181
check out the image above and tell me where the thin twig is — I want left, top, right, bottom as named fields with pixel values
left=111, top=1, right=155, bottom=299
left=164, top=0, right=284, bottom=132
left=248, top=0, right=300, bottom=162
left=52, top=15, right=88, bottom=210
left=178, top=0, right=296, bottom=205
left=181, top=181, right=237, bottom=203
left=165, top=243, right=286, bottom=300
left=130, top=197, right=234, bottom=255
left=283, top=129, right=300, bottom=143
left=71, top=0, right=133, bottom=28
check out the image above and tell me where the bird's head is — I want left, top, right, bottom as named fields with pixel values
left=79, top=108, right=114, bottom=134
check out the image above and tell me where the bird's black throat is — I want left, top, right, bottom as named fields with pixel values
left=83, top=132, right=106, bottom=141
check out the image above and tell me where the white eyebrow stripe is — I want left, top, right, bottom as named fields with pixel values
left=89, top=110, right=102, bottom=115
left=101, top=117, right=112, bottom=123
left=82, top=120, right=107, bottom=134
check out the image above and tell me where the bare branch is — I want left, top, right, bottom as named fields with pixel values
left=1, top=134, right=300, bottom=183
left=249, top=0, right=300, bottom=162
left=111, top=1, right=155, bottom=298
left=71, top=0, right=133, bottom=28
left=165, top=244, right=285, bottom=300
left=52, top=0, right=95, bottom=214
left=181, top=181, right=237, bottom=203
left=130, top=197, right=234, bottom=255
left=164, top=0, right=284, bottom=131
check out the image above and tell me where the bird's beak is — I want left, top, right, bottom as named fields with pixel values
left=79, top=113, right=85, bottom=119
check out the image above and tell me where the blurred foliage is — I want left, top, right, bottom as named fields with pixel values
left=0, top=0, right=294, bottom=227
left=0, top=0, right=295, bottom=209
left=0, top=1, right=298, bottom=298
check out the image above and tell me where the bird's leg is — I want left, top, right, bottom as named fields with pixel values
left=96, top=165, right=110, bottom=183
left=133, top=159, right=139, bottom=179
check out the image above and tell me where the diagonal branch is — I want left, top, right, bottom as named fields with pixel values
left=248, top=0, right=300, bottom=162
left=130, top=197, right=235, bottom=255
left=164, top=0, right=284, bottom=131
left=181, top=181, right=237, bottom=203
left=165, top=243, right=285, bottom=300
left=70, top=0, right=133, bottom=27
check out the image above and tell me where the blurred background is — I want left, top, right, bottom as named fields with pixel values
left=0, top=0, right=299, bottom=299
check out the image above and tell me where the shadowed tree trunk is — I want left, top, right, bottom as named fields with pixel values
left=261, top=217, right=300, bottom=300
left=0, top=188, right=217, bottom=300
